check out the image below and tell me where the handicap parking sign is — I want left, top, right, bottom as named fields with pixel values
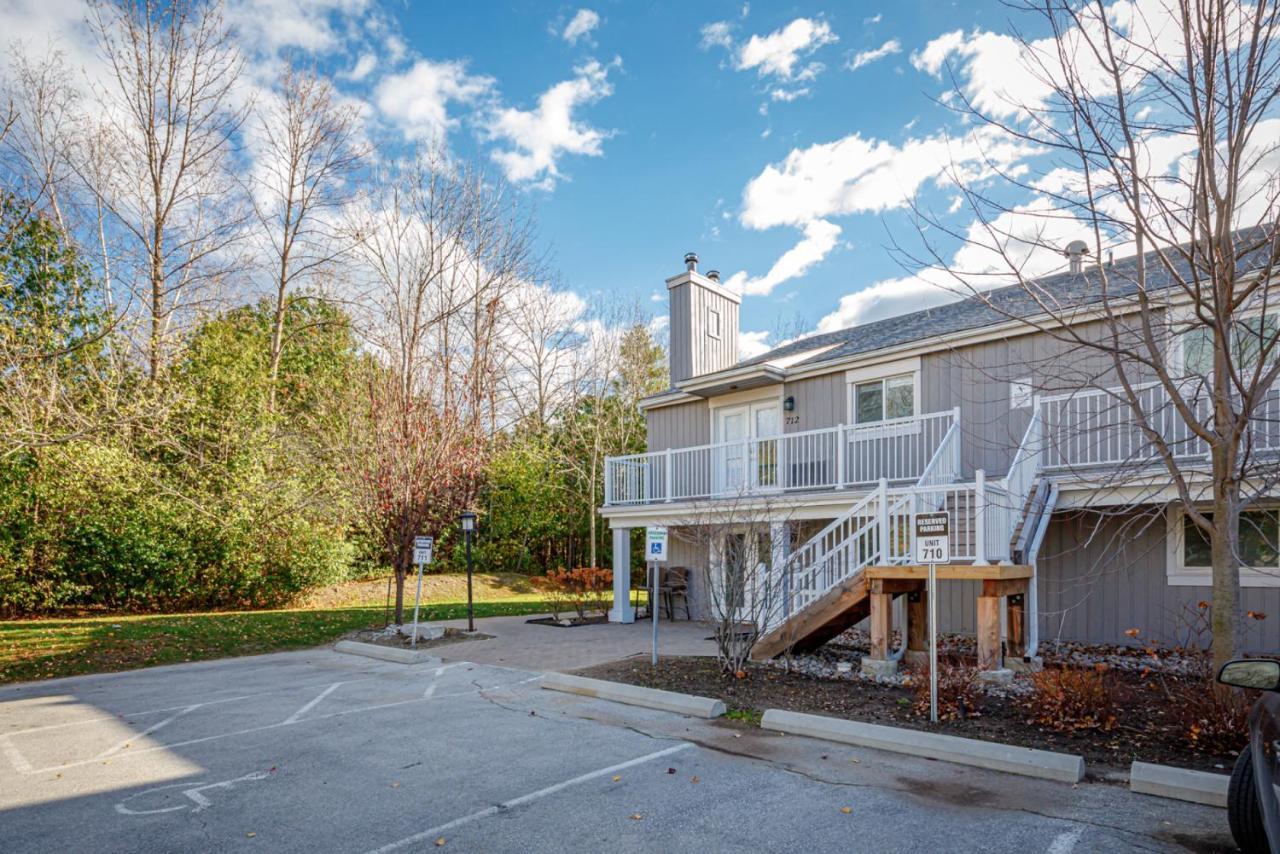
left=645, top=527, right=668, bottom=562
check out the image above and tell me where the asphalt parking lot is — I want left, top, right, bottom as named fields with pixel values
left=0, top=648, right=1235, bottom=853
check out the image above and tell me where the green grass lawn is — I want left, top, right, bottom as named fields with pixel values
left=0, top=574, right=571, bottom=685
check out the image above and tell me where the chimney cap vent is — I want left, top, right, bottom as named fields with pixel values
left=1063, top=239, right=1089, bottom=273
left=706, top=269, right=721, bottom=282
left=684, top=252, right=698, bottom=272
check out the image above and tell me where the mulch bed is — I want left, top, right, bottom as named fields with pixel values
left=575, top=655, right=1241, bottom=776
left=346, top=627, right=493, bottom=650
left=526, top=615, right=609, bottom=628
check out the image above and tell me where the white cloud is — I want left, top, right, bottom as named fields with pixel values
left=724, top=219, right=842, bottom=296
left=375, top=59, right=493, bottom=142
left=864, top=13, right=883, bottom=26
left=740, top=126, right=1036, bottom=231
left=816, top=198, right=1094, bottom=332
left=227, top=0, right=371, bottom=57
left=485, top=59, right=617, bottom=187
left=560, top=9, right=601, bottom=45
left=848, top=38, right=901, bottom=70
left=739, top=329, right=772, bottom=358
left=770, top=87, right=810, bottom=102
left=342, top=53, right=378, bottom=81
left=736, top=18, right=837, bottom=80
left=700, top=20, right=735, bottom=50
left=910, top=29, right=964, bottom=76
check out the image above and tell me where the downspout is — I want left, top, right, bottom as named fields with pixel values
left=1023, top=483, right=1059, bottom=659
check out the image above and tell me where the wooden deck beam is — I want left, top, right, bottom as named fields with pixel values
left=865, top=565, right=1031, bottom=581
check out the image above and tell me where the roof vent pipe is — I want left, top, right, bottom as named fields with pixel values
left=684, top=252, right=698, bottom=272
left=1063, top=240, right=1089, bottom=274
left=706, top=269, right=721, bottom=282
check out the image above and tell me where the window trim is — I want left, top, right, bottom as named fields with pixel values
left=707, top=307, right=722, bottom=341
left=1165, top=505, right=1280, bottom=588
left=1172, top=305, right=1279, bottom=379
left=844, top=357, right=921, bottom=427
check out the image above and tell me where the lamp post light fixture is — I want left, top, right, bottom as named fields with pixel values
left=459, top=511, right=477, bottom=632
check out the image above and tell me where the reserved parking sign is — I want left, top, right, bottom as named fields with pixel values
left=914, top=513, right=950, bottom=564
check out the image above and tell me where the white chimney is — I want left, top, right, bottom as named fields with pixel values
left=666, top=253, right=740, bottom=384
left=1063, top=239, right=1089, bottom=274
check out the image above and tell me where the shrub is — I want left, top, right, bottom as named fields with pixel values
left=1022, top=665, right=1118, bottom=733
left=1168, top=668, right=1252, bottom=755
left=531, top=567, right=613, bottom=621
left=911, top=659, right=986, bottom=720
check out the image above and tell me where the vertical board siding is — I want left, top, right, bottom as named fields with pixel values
left=647, top=400, right=710, bottom=452
left=668, top=528, right=711, bottom=620
left=783, top=374, right=845, bottom=433
left=668, top=286, right=692, bottom=383
left=1034, top=510, right=1279, bottom=652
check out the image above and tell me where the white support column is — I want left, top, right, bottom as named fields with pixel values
left=663, top=449, right=673, bottom=503
left=609, top=526, right=635, bottom=623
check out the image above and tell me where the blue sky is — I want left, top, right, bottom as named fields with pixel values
left=373, top=2, right=1041, bottom=351
left=3, top=0, right=1127, bottom=356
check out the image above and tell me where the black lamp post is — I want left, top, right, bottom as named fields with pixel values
left=459, top=510, right=477, bottom=632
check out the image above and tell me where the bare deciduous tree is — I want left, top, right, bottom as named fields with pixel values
left=88, top=0, right=248, bottom=378
left=345, top=148, right=537, bottom=623
left=249, top=64, right=365, bottom=408
left=914, top=0, right=1280, bottom=668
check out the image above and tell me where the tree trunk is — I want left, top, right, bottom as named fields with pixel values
left=1210, top=485, right=1242, bottom=670
left=267, top=276, right=287, bottom=411
left=393, top=564, right=406, bottom=625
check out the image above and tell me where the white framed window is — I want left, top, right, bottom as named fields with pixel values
left=852, top=373, right=916, bottom=424
left=1166, top=505, right=1280, bottom=587
left=1176, top=310, right=1279, bottom=377
left=707, top=307, right=722, bottom=340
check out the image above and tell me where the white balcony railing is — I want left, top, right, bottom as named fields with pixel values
left=604, top=408, right=959, bottom=506
left=1038, top=382, right=1280, bottom=472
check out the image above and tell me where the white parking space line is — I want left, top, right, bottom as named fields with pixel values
left=0, top=734, right=33, bottom=772
left=1047, top=827, right=1084, bottom=854
left=21, top=674, right=542, bottom=774
left=283, top=682, right=344, bottom=725
left=364, top=743, right=694, bottom=854
left=97, top=703, right=201, bottom=758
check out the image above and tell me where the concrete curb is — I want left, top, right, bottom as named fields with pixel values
left=761, top=709, right=1085, bottom=783
left=1130, top=761, right=1229, bottom=807
left=540, top=672, right=726, bottom=718
left=333, top=640, right=443, bottom=666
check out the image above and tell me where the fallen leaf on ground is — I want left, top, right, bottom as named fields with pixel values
left=840, top=807, right=852, bottom=814
left=246, top=832, right=257, bottom=838
left=612, top=775, right=621, bottom=782
left=848, top=758, right=860, bottom=764
left=390, top=782, right=400, bottom=788
left=630, top=814, right=643, bottom=821
left=435, top=838, right=446, bottom=847
left=666, top=768, right=676, bottom=774
left=690, top=776, right=700, bottom=784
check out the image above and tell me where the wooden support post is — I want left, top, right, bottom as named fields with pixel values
left=869, top=592, right=892, bottom=660
left=907, top=589, right=927, bottom=657
left=976, top=595, right=1001, bottom=670
left=1005, top=592, right=1026, bottom=660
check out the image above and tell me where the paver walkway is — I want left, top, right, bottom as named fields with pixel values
left=425, top=613, right=717, bottom=671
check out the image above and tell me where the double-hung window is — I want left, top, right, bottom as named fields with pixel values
left=854, top=373, right=915, bottom=424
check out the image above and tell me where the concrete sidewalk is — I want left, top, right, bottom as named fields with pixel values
left=423, top=613, right=718, bottom=671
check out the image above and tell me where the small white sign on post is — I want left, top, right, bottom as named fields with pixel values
left=410, top=535, right=434, bottom=648
left=646, top=526, right=668, bottom=667
left=914, top=512, right=951, bottom=724
left=413, top=535, right=434, bottom=566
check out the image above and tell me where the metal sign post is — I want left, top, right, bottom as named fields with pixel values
left=410, top=536, right=433, bottom=648
left=914, top=512, right=950, bottom=724
left=646, top=527, right=668, bottom=666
